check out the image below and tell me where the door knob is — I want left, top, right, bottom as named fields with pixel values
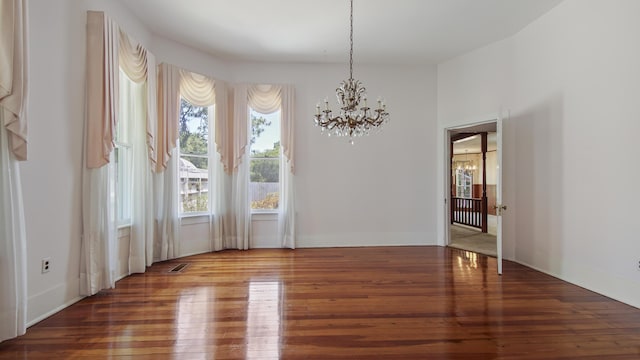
left=494, top=205, right=507, bottom=214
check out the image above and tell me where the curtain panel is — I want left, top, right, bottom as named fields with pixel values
left=118, top=72, right=153, bottom=273
left=118, top=29, right=158, bottom=169
left=232, top=84, right=249, bottom=172
left=0, top=0, right=28, bottom=341
left=118, top=29, right=158, bottom=273
left=214, top=80, right=231, bottom=174
left=154, top=150, right=179, bottom=261
left=80, top=11, right=120, bottom=296
left=279, top=85, right=296, bottom=248
left=85, top=11, right=119, bottom=169
left=0, top=0, right=28, bottom=161
left=154, top=63, right=182, bottom=260
left=227, top=84, right=250, bottom=249
left=0, top=117, right=27, bottom=342
left=156, top=63, right=180, bottom=173
left=280, top=85, right=295, bottom=173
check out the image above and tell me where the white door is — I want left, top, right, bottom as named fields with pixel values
left=495, top=117, right=504, bottom=275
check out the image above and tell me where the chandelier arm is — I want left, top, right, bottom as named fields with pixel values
left=316, top=114, right=348, bottom=129
left=363, top=111, right=384, bottom=125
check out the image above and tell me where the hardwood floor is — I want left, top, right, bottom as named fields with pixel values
left=1, top=246, right=640, bottom=359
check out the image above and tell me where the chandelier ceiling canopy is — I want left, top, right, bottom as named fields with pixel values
left=313, top=0, right=389, bottom=144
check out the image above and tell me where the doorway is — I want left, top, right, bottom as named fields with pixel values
left=447, top=123, right=498, bottom=257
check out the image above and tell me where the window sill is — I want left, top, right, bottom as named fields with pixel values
left=251, top=212, right=278, bottom=221
left=117, top=225, right=131, bottom=238
left=117, top=223, right=131, bottom=230
left=180, top=213, right=210, bottom=225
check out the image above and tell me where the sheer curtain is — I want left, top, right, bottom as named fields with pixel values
left=80, top=11, right=119, bottom=296
left=0, top=115, right=27, bottom=342
left=279, top=85, right=296, bottom=248
left=212, top=80, right=230, bottom=251
left=118, top=31, right=156, bottom=273
left=154, top=63, right=181, bottom=261
left=154, top=149, right=179, bottom=260
left=231, top=84, right=250, bottom=250
left=0, top=0, right=28, bottom=342
left=119, top=71, right=153, bottom=273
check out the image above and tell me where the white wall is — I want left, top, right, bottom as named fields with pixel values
left=151, top=36, right=230, bottom=82
left=438, top=0, right=640, bottom=307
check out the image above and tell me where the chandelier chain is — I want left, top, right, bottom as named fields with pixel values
left=349, top=0, right=353, bottom=80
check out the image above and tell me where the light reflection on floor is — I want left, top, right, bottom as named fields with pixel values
left=458, top=251, right=479, bottom=269
left=175, top=287, right=212, bottom=356
left=246, top=281, right=282, bottom=359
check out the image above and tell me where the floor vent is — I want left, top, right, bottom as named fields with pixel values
left=168, top=263, right=189, bottom=273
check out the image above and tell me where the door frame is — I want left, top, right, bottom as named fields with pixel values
left=440, top=113, right=505, bottom=274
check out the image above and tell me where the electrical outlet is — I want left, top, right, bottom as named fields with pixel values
left=41, top=258, right=51, bottom=273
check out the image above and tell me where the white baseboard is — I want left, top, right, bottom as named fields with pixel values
left=510, top=258, right=640, bottom=309
left=27, top=292, right=84, bottom=327
left=179, top=250, right=211, bottom=258
left=297, top=232, right=436, bottom=248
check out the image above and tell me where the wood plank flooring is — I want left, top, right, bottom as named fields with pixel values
left=1, top=246, right=640, bottom=359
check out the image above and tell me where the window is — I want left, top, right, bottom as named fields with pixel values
left=114, top=142, right=132, bottom=224
left=115, top=70, right=133, bottom=225
left=455, top=169, right=473, bottom=199
left=178, top=98, right=211, bottom=214
left=249, top=109, right=280, bottom=211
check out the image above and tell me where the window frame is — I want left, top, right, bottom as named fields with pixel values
left=249, top=108, right=281, bottom=213
left=177, top=98, right=214, bottom=217
left=114, top=69, right=134, bottom=227
left=455, top=169, right=473, bottom=199
left=113, top=140, right=132, bottom=226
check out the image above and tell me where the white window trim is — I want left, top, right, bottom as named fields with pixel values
left=114, top=140, right=132, bottom=226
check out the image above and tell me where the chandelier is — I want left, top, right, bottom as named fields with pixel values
left=454, top=150, right=477, bottom=173
left=314, top=0, right=389, bottom=144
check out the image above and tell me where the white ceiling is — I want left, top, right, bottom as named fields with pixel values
left=119, top=0, right=562, bottom=64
